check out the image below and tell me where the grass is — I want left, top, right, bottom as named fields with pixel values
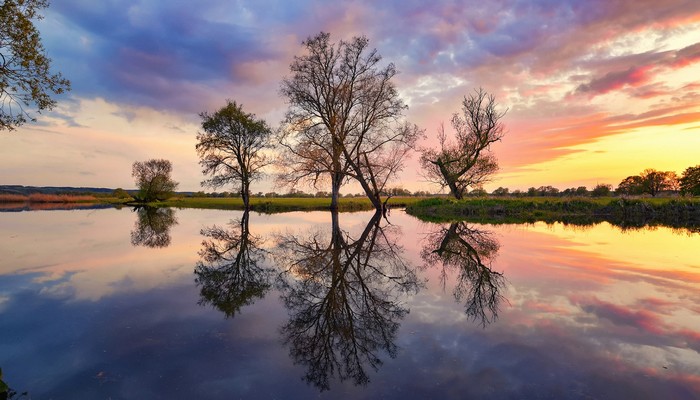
left=0, top=193, right=97, bottom=203
left=405, top=196, right=700, bottom=229
left=143, top=196, right=425, bottom=212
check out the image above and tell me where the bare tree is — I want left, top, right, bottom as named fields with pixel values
left=131, top=159, right=178, bottom=202
left=197, top=100, right=272, bottom=209
left=420, top=88, right=506, bottom=199
left=279, top=32, right=421, bottom=210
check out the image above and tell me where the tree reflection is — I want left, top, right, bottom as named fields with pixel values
left=274, top=211, right=420, bottom=391
left=194, top=211, right=273, bottom=318
left=130, top=206, right=178, bottom=248
left=421, top=222, right=505, bottom=326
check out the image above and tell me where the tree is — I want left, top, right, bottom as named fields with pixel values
left=131, top=159, right=178, bottom=202
left=640, top=169, right=678, bottom=196
left=591, top=183, right=612, bottom=197
left=197, top=100, right=272, bottom=209
left=279, top=32, right=421, bottom=211
left=420, top=88, right=506, bottom=199
left=616, top=175, right=644, bottom=195
left=680, top=165, right=700, bottom=196
left=1, top=0, right=70, bottom=131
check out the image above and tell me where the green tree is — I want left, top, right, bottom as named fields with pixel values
left=197, top=100, right=272, bottom=209
left=420, top=88, right=506, bottom=200
left=1, top=0, right=70, bottom=131
left=131, top=159, right=178, bottom=202
left=680, top=165, right=700, bottom=196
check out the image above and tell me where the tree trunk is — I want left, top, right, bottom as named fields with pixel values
left=241, top=180, right=250, bottom=210
left=330, top=169, right=344, bottom=210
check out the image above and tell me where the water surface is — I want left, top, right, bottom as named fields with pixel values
left=1, top=208, right=699, bottom=399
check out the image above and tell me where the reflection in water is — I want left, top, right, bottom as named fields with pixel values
left=274, top=211, right=420, bottom=391
left=194, top=211, right=272, bottom=318
left=130, top=207, right=178, bottom=248
left=422, top=222, right=505, bottom=326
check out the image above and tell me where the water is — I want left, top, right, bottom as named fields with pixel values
left=1, top=207, right=699, bottom=399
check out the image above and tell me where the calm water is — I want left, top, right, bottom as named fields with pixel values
left=1, top=207, right=699, bottom=399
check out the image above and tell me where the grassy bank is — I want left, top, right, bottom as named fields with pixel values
left=405, top=197, right=700, bottom=228
left=138, top=196, right=424, bottom=213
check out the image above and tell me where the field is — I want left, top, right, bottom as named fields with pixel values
left=147, top=196, right=425, bottom=212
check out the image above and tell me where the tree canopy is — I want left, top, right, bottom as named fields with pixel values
left=1, top=0, right=70, bottom=131
left=197, top=100, right=272, bottom=209
left=131, top=159, right=179, bottom=202
left=680, top=165, right=700, bottom=196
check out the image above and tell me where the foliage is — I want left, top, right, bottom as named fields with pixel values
left=680, top=165, right=700, bottom=196
left=160, top=195, right=423, bottom=213
left=420, top=88, right=506, bottom=199
left=279, top=31, right=421, bottom=210
left=197, top=100, right=272, bottom=209
left=1, top=0, right=70, bottom=130
left=617, top=169, right=678, bottom=196
left=112, top=187, right=131, bottom=199
left=131, top=159, right=179, bottom=202
left=591, top=183, right=612, bottom=197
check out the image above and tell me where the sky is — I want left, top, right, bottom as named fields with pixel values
left=2, top=0, right=700, bottom=193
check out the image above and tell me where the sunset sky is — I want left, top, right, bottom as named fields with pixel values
left=2, top=0, right=700, bottom=193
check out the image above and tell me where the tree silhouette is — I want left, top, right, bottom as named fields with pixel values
left=194, top=211, right=273, bottom=318
left=421, top=222, right=505, bottom=326
left=130, top=207, right=178, bottom=248
left=273, top=211, right=420, bottom=390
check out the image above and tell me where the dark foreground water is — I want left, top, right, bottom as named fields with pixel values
left=1, top=208, right=699, bottom=399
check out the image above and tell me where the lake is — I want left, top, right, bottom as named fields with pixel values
left=1, top=207, right=699, bottom=399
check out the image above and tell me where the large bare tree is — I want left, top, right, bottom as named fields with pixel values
left=197, top=100, right=272, bottom=209
left=420, top=88, right=506, bottom=199
left=279, top=32, right=421, bottom=210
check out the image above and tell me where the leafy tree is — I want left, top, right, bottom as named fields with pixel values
left=492, top=187, right=509, bottom=196
left=616, top=175, right=644, bottom=195
left=640, top=169, right=678, bottom=196
left=591, top=183, right=612, bottom=197
left=1, top=0, right=70, bottom=131
left=420, top=88, right=506, bottom=199
left=279, top=32, right=421, bottom=211
left=197, top=100, right=272, bottom=209
left=680, top=165, right=700, bottom=196
left=131, top=159, right=178, bottom=202
left=112, top=187, right=131, bottom=199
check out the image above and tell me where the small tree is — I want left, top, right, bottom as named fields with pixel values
left=1, top=0, right=70, bottom=131
left=420, top=88, right=506, bottom=199
left=591, top=184, right=612, bottom=197
left=197, top=100, right=272, bottom=209
left=616, top=175, right=644, bottom=195
left=680, top=165, right=700, bottom=196
left=132, top=159, right=178, bottom=202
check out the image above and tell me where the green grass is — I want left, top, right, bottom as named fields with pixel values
left=405, top=196, right=700, bottom=228
left=140, top=196, right=425, bottom=213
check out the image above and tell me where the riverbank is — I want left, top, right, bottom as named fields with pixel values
left=126, top=196, right=424, bottom=213
left=405, top=197, right=700, bottom=229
